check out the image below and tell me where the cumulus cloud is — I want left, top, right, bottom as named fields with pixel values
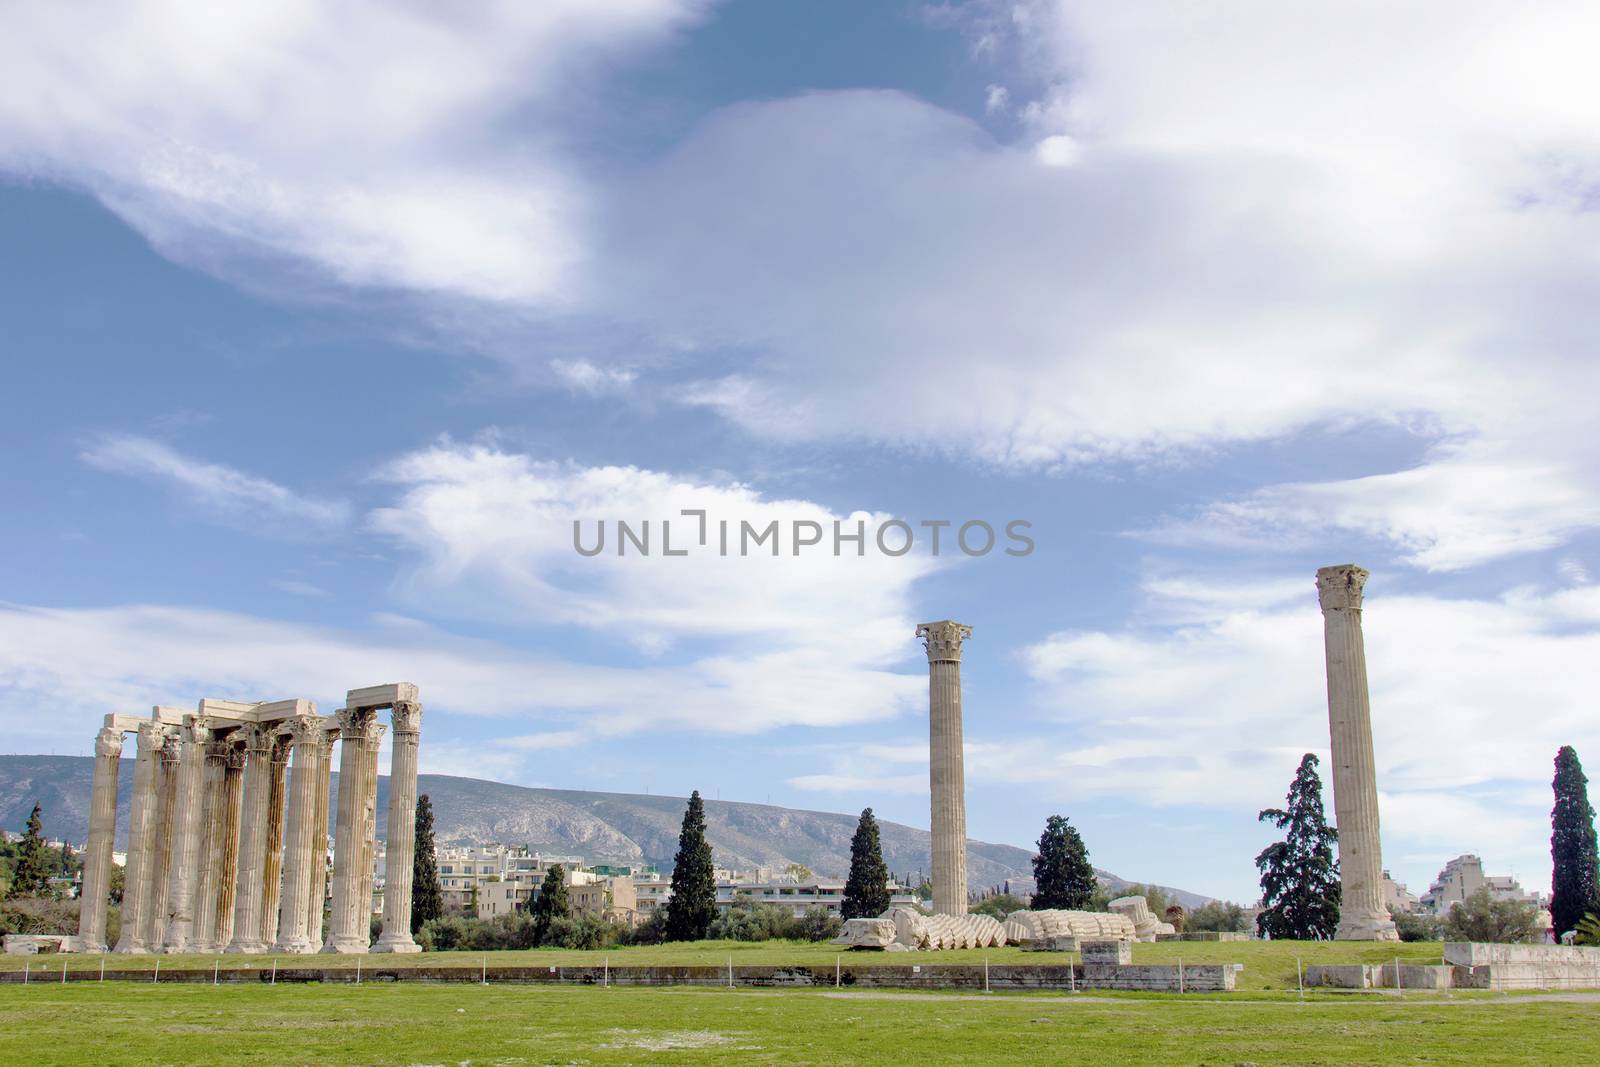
left=81, top=433, right=348, bottom=532
left=1015, top=571, right=1600, bottom=893
left=0, top=1, right=708, bottom=302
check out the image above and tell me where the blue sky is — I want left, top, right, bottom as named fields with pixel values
left=4, top=1, right=1600, bottom=904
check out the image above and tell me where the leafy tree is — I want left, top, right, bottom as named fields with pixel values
left=1390, top=908, right=1444, bottom=942
left=1574, top=912, right=1600, bottom=946
left=1442, top=887, right=1541, bottom=944
left=7, top=803, right=53, bottom=899
left=1031, top=815, right=1095, bottom=910
left=1255, top=754, right=1341, bottom=940
left=792, top=904, right=843, bottom=942
left=842, top=808, right=891, bottom=919
left=531, top=864, right=569, bottom=945
left=783, top=862, right=814, bottom=883
left=108, top=862, right=125, bottom=906
left=411, top=794, right=443, bottom=934
left=1551, top=746, right=1600, bottom=938
left=665, top=790, right=717, bottom=941
left=1186, top=900, right=1248, bottom=934
left=971, top=893, right=1027, bottom=921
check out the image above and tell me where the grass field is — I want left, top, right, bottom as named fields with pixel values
left=0, top=938, right=1469, bottom=992
left=2, top=982, right=1596, bottom=1065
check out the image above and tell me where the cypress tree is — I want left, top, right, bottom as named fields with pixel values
left=1551, top=746, right=1600, bottom=937
left=842, top=808, right=891, bottom=919
left=1256, top=754, right=1341, bottom=940
left=665, top=791, right=718, bottom=941
left=532, top=863, right=570, bottom=945
left=1031, top=815, right=1095, bottom=909
left=410, top=794, right=443, bottom=934
left=7, top=802, right=52, bottom=898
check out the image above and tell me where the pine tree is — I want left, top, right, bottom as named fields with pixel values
left=1551, top=745, right=1600, bottom=937
left=842, top=808, right=891, bottom=919
left=1031, top=815, right=1096, bottom=909
left=1256, top=754, right=1341, bottom=940
left=410, top=794, right=443, bottom=934
left=665, top=791, right=717, bottom=941
left=532, top=863, right=569, bottom=945
left=7, top=802, right=52, bottom=899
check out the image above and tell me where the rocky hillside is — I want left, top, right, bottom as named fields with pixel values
left=0, top=755, right=1210, bottom=907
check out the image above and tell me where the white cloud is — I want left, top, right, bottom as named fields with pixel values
left=272, top=578, right=332, bottom=599
left=1015, top=572, right=1600, bottom=894
left=550, top=359, right=638, bottom=394
left=0, top=1, right=708, bottom=303
left=81, top=433, right=348, bottom=531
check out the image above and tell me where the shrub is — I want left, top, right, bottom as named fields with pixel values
left=1186, top=900, right=1249, bottom=934
left=792, top=905, right=843, bottom=943
left=1441, top=888, right=1542, bottom=944
left=1391, top=909, right=1444, bottom=942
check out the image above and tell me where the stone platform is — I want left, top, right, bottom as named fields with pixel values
left=1307, top=943, right=1600, bottom=991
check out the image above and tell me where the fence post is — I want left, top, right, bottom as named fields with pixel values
left=100, top=957, right=105, bottom=983
left=1296, top=956, right=1303, bottom=999
left=153, top=958, right=159, bottom=983
left=835, top=956, right=840, bottom=988
left=984, top=955, right=990, bottom=994
left=23, top=963, right=28, bottom=985
left=271, top=959, right=277, bottom=986
left=214, top=960, right=220, bottom=986
left=1178, top=957, right=1184, bottom=995
left=727, top=956, right=734, bottom=989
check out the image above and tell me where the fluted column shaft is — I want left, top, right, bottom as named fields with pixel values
left=374, top=702, right=422, bottom=952
left=323, top=708, right=378, bottom=953
left=140, top=736, right=180, bottom=950
left=77, top=727, right=122, bottom=952
left=257, top=734, right=291, bottom=947
left=273, top=719, right=326, bottom=953
left=212, top=746, right=246, bottom=950
left=918, top=620, right=973, bottom=917
left=161, top=718, right=212, bottom=952
left=190, top=739, right=229, bottom=952
left=113, top=725, right=162, bottom=953
left=356, top=723, right=385, bottom=942
left=226, top=727, right=274, bottom=953
left=1317, top=565, right=1399, bottom=942
left=307, top=728, right=336, bottom=947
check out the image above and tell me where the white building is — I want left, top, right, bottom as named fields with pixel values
left=1419, top=854, right=1541, bottom=915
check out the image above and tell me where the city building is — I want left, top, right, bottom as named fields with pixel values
left=1418, top=854, right=1541, bottom=915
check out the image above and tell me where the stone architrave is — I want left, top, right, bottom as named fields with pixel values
left=140, top=733, right=181, bottom=951
left=272, top=717, right=326, bottom=953
left=160, top=716, right=213, bottom=953
left=323, top=707, right=379, bottom=953
left=211, top=742, right=247, bottom=950
left=225, top=726, right=275, bottom=953
left=189, top=735, right=231, bottom=953
left=306, top=723, right=337, bottom=948
left=1317, top=565, right=1400, bottom=942
left=917, top=620, right=973, bottom=916
left=374, top=700, right=423, bottom=952
left=257, top=732, right=292, bottom=948
left=113, top=723, right=163, bottom=954
left=76, top=725, right=122, bottom=952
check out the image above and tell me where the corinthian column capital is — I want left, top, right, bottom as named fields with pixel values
left=95, top=727, right=123, bottom=759
left=1316, top=564, right=1369, bottom=612
left=916, top=620, right=973, bottom=663
left=286, top=714, right=325, bottom=747
left=390, top=700, right=422, bottom=736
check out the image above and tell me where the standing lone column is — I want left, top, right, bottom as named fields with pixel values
left=161, top=716, right=212, bottom=952
left=273, top=717, right=326, bottom=953
left=114, top=723, right=162, bottom=953
left=323, top=707, right=378, bottom=953
left=1317, top=565, right=1400, bottom=942
left=77, top=724, right=122, bottom=953
left=917, top=620, right=973, bottom=917
left=225, top=726, right=274, bottom=953
left=374, top=701, right=423, bottom=952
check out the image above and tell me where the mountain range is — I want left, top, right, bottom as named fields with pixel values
left=0, top=754, right=1211, bottom=908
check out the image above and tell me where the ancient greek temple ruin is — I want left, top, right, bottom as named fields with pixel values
left=75, top=682, right=423, bottom=955
left=917, top=619, right=972, bottom=918
left=1317, top=565, right=1400, bottom=942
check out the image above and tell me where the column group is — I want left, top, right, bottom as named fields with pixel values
left=78, top=683, right=423, bottom=956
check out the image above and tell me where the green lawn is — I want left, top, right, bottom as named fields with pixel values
left=1, top=982, right=1593, bottom=1065
left=1, top=938, right=1462, bottom=992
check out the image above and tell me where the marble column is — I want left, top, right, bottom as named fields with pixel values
left=140, top=733, right=181, bottom=951
left=76, top=725, right=122, bottom=953
left=189, top=736, right=230, bottom=953
left=160, top=717, right=212, bottom=952
left=356, top=722, right=386, bottom=945
left=225, top=726, right=274, bottom=953
left=114, top=724, right=162, bottom=953
left=211, top=743, right=247, bottom=951
left=257, top=732, right=291, bottom=948
left=1317, top=565, right=1400, bottom=942
left=323, top=708, right=378, bottom=953
left=917, top=620, right=972, bottom=917
left=272, top=717, right=326, bottom=953
left=374, top=701, right=422, bottom=952
left=306, top=725, right=337, bottom=948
